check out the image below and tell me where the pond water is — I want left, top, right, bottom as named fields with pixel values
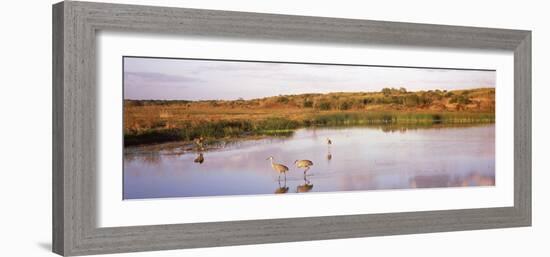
left=123, top=124, right=495, bottom=199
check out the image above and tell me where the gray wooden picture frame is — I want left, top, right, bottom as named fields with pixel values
left=52, top=1, right=531, bottom=256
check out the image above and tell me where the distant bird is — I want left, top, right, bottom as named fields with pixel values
left=194, top=153, right=204, bottom=164
left=326, top=137, right=332, bottom=145
left=266, top=156, right=289, bottom=180
left=294, top=160, right=314, bottom=174
left=194, top=137, right=205, bottom=151
left=327, top=153, right=332, bottom=161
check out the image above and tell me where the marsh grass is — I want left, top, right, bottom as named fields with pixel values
left=309, top=112, right=494, bottom=126
left=124, top=111, right=494, bottom=146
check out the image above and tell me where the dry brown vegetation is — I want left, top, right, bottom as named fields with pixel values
left=124, top=87, right=495, bottom=146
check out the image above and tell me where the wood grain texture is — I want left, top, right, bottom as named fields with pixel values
left=52, top=2, right=65, bottom=255
left=514, top=32, right=532, bottom=224
left=52, top=1, right=532, bottom=256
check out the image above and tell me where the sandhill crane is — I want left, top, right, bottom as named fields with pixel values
left=326, top=138, right=332, bottom=161
left=294, top=160, right=313, bottom=174
left=194, top=137, right=205, bottom=151
left=194, top=153, right=204, bottom=164
left=266, top=156, right=289, bottom=180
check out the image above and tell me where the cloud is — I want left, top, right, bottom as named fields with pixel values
left=124, top=71, right=200, bottom=83
left=123, top=57, right=496, bottom=100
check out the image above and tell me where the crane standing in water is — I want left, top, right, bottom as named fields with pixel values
left=326, top=137, right=333, bottom=161
left=294, top=160, right=314, bottom=174
left=266, top=156, right=289, bottom=181
left=194, top=137, right=205, bottom=151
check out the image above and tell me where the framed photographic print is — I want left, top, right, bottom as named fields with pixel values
left=52, top=1, right=531, bottom=256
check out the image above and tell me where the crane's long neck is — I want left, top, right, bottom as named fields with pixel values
left=270, top=158, right=276, bottom=168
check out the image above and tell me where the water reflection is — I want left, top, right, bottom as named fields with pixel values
left=297, top=175, right=314, bottom=193
left=326, top=142, right=332, bottom=161
left=409, top=172, right=495, bottom=188
left=123, top=124, right=495, bottom=199
left=193, top=153, right=205, bottom=164
left=275, top=178, right=289, bottom=194
left=124, top=152, right=161, bottom=165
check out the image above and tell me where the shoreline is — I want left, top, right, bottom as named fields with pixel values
left=124, top=88, right=495, bottom=146
left=124, top=122, right=495, bottom=154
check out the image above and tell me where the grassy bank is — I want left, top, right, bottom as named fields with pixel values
left=124, top=111, right=494, bottom=146
left=124, top=88, right=495, bottom=146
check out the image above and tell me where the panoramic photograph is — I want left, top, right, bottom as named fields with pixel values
left=123, top=56, right=496, bottom=200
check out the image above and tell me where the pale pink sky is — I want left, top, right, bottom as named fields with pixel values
left=124, top=57, right=495, bottom=101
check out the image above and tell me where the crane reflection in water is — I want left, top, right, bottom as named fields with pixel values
left=297, top=174, right=314, bottom=193
left=123, top=125, right=495, bottom=199
left=274, top=178, right=289, bottom=194
left=193, top=137, right=206, bottom=164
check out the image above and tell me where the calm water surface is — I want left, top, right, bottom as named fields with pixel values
left=124, top=124, right=495, bottom=199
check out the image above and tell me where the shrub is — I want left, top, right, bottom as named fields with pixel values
left=404, top=94, right=420, bottom=107
left=276, top=96, right=289, bottom=104
left=363, top=98, right=375, bottom=105
left=339, top=101, right=351, bottom=110
left=381, top=87, right=392, bottom=96
left=303, top=99, right=313, bottom=108
left=450, top=95, right=471, bottom=105
left=317, top=101, right=331, bottom=110
left=418, top=95, right=432, bottom=105
left=390, top=96, right=404, bottom=104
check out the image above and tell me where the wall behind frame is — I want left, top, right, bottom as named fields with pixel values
left=0, top=0, right=547, bottom=256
